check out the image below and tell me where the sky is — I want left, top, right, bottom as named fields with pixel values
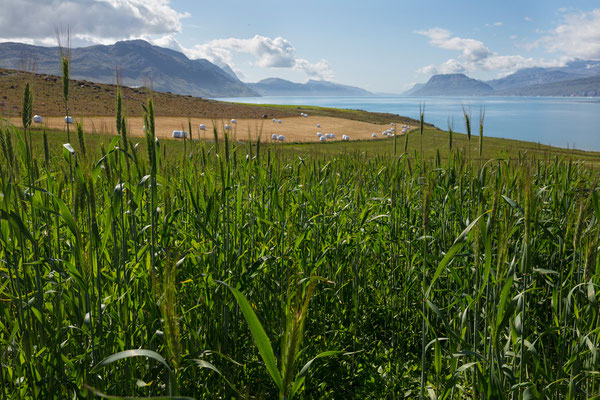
left=1, top=1, right=600, bottom=93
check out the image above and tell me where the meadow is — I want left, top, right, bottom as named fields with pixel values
left=1, top=79, right=599, bottom=399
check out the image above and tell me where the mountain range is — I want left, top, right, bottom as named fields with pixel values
left=3, top=39, right=598, bottom=98
left=248, top=77, right=372, bottom=96
left=406, top=60, right=600, bottom=97
left=0, top=40, right=373, bottom=98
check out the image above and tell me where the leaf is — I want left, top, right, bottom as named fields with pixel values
left=501, top=195, right=524, bottom=214
left=434, top=339, right=442, bottom=376
left=290, top=351, right=344, bottom=399
left=588, top=281, right=597, bottom=305
left=296, top=350, right=343, bottom=379
left=427, top=241, right=465, bottom=297
left=222, top=283, right=283, bottom=392
left=456, top=361, right=480, bottom=374
left=454, top=212, right=488, bottom=245
left=496, top=274, right=515, bottom=332
left=91, top=349, right=172, bottom=374
left=195, top=359, right=242, bottom=397
left=55, top=196, right=81, bottom=240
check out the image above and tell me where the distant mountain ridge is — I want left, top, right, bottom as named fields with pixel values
left=248, top=77, right=373, bottom=96
left=0, top=40, right=257, bottom=98
left=0, top=40, right=375, bottom=98
left=406, top=60, right=600, bottom=96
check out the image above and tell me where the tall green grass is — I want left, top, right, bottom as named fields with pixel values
left=0, top=86, right=599, bottom=399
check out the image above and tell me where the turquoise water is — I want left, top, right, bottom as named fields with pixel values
left=218, top=96, right=600, bottom=151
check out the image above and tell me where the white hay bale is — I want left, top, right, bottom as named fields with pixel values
left=278, top=119, right=282, bottom=124
left=372, top=133, right=377, bottom=138
left=320, top=136, right=326, bottom=142
left=172, top=130, right=188, bottom=138
left=278, top=135, right=285, bottom=142
left=317, top=124, right=321, bottom=128
left=65, top=116, right=74, bottom=124
left=325, top=133, right=332, bottom=139
left=33, top=115, right=43, bottom=123
left=231, top=119, right=237, bottom=124
left=344, top=135, right=350, bottom=141
left=224, top=124, right=231, bottom=130
left=272, top=133, right=278, bottom=140
left=273, top=118, right=277, bottom=122
left=402, top=128, right=407, bottom=134
left=317, top=132, right=323, bottom=137
left=199, top=124, right=206, bottom=131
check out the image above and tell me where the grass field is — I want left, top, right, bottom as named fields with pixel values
left=1, top=75, right=600, bottom=399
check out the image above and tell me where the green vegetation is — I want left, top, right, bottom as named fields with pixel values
left=1, top=84, right=600, bottom=399
left=230, top=102, right=424, bottom=126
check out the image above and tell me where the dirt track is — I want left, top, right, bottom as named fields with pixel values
left=34, top=116, right=412, bottom=143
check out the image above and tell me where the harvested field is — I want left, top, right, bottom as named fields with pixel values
left=18, top=115, right=412, bottom=142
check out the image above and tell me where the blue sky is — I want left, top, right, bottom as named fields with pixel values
left=1, top=1, right=600, bottom=92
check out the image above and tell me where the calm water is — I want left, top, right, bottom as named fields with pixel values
left=218, top=96, right=600, bottom=151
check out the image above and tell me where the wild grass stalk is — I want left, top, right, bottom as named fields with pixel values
left=479, top=107, right=485, bottom=158
left=1, top=87, right=598, bottom=398
left=448, top=117, right=453, bottom=152
left=463, top=105, right=471, bottom=159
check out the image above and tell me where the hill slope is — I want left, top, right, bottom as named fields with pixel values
left=0, top=68, right=418, bottom=125
left=0, top=40, right=257, bottom=98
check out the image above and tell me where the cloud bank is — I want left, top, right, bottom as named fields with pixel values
left=181, top=35, right=334, bottom=80
left=541, top=9, right=600, bottom=59
left=0, top=0, right=188, bottom=44
left=416, top=28, right=563, bottom=76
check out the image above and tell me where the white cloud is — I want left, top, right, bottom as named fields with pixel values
left=524, top=16, right=533, bottom=22
left=205, top=36, right=297, bottom=68
left=0, top=0, right=188, bottom=46
left=294, top=58, right=333, bottom=80
left=417, top=64, right=438, bottom=75
left=416, top=27, right=564, bottom=76
left=486, top=22, right=503, bottom=27
left=416, top=28, right=492, bottom=62
left=163, top=34, right=334, bottom=80
left=541, top=9, right=600, bottom=59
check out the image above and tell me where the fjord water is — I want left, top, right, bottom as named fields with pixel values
left=221, top=95, right=600, bottom=151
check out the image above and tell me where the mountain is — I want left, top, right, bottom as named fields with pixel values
left=487, top=68, right=575, bottom=91
left=496, top=75, right=600, bottom=97
left=409, top=74, right=494, bottom=96
left=0, top=40, right=257, bottom=98
left=554, top=59, right=600, bottom=76
left=218, top=64, right=241, bottom=81
left=248, top=77, right=373, bottom=96
left=408, top=60, right=600, bottom=97
left=402, top=83, right=425, bottom=95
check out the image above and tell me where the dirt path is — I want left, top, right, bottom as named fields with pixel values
left=32, top=116, right=412, bottom=143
